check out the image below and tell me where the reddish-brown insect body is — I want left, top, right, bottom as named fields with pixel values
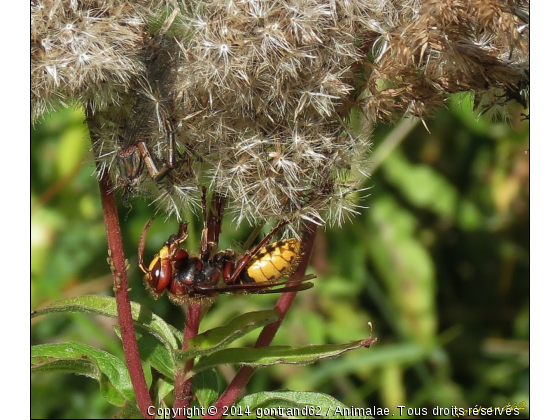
left=137, top=190, right=314, bottom=304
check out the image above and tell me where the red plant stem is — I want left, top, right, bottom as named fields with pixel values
left=96, top=168, right=154, bottom=418
left=172, top=301, right=204, bottom=417
left=204, top=222, right=318, bottom=419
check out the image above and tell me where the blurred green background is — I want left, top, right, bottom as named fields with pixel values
left=31, top=98, right=529, bottom=419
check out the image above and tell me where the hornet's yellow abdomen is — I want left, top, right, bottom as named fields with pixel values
left=243, top=239, right=302, bottom=283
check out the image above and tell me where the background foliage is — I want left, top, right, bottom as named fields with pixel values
left=31, top=98, right=529, bottom=418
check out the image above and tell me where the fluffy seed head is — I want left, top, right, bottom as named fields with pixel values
left=32, top=0, right=529, bottom=227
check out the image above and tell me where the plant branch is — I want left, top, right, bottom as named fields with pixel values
left=95, top=168, right=154, bottom=418
left=172, top=301, right=204, bottom=417
left=204, top=222, right=318, bottom=419
left=86, top=105, right=154, bottom=418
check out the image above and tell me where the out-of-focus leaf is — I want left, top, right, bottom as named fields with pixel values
left=380, top=363, right=405, bottom=409
left=305, top=342, right=430, bottom=387
left=448, top=93, right=495, bottom=135
left=382, top=149, right=483, bottom=230
left=367, top=197, right=437, bottom=347
left=31, top=342, right=134, bottom=407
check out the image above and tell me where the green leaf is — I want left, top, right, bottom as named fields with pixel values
left=238, top=391, right=375, bottom=419
left=191, top=337, right=376, bottom=376
left=192, top=369, right=219, bottom=408
left=31, top=342, right=134, bottom=407
left=173, top=310, right=279, bottom=363
left=115, top=327, right=174, bottom=379
left=32, top=295, right=182, bottom=349
left=112, top=401, right=143, bottom=419
left=152, top=377, right=175, bottom=407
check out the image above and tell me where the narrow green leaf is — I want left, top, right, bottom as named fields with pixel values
left=367, top=198, right=437, bottom=347
left=31, top=342, right=134, bottom=407
left=173, top=310, right=279, bottom=363
left=191, top=337, right=376, bottom=375
left=114, top=327, right=174, bottom=379
left=238, top=391, right=375, bottom=419
left=32, top=295, right=182, bottom=349
left=191, top=310, right=279, bottom=349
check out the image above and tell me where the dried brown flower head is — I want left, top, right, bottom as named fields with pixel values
left=31, top=0, right=529, bottom=227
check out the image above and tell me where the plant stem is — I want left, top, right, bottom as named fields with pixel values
left=96, top=168, right=154, bottom=418
left=86, top=104, right=154, bottom=418
left=204, top=222, right=318, bottom=419
left=172, top=300, right=204, bottom=417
